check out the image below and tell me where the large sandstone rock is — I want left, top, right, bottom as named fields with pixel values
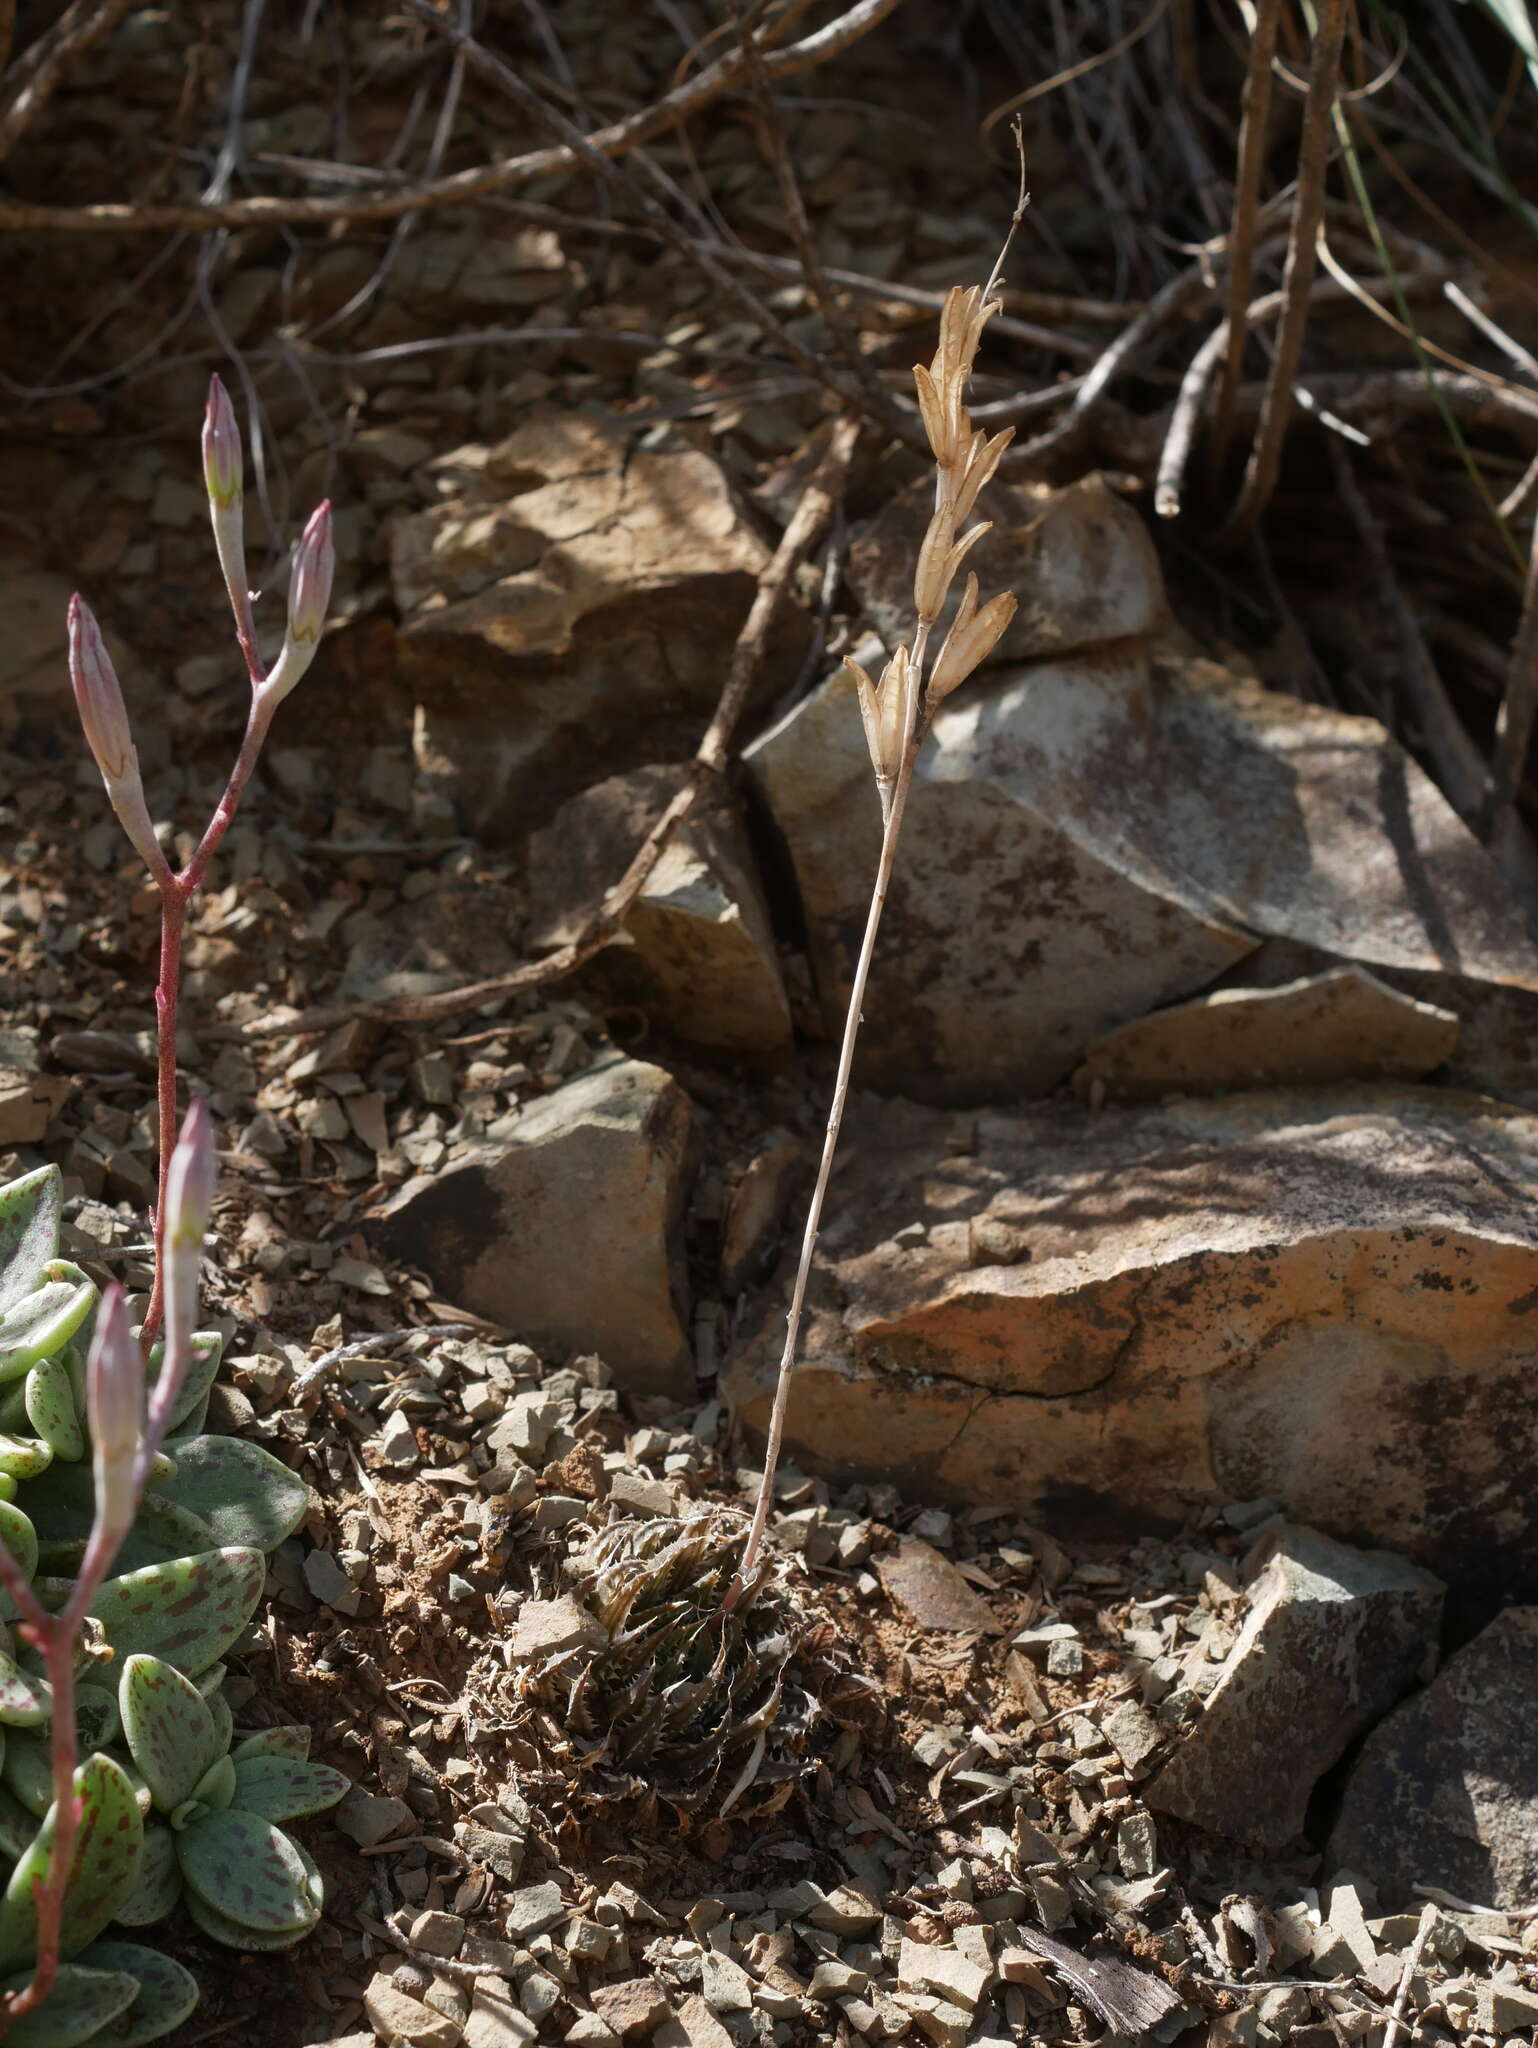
left=528, top=766, right=791, bottom=1055
left=723, top=1086, right=1538, bottom=1585
left=745, top=643, right=1538, bottom=1105
left=392, top=415, right=807, bottom=836
left=1330, top=1607, right=1538, bottom=1907
left=367, top=1056, right=695, bottom=1394
left=1072, top=967, right=1460, bottom=1102
left=1144, top=1525, right=1443, bottom=1849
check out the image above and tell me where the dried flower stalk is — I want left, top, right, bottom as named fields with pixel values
left=731, top=220, right=1024, bottom=1601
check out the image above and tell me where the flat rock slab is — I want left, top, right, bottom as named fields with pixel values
left=745, top=641, right=1538, bottom=1105
left=875, top=1538, right=997, bottom=1633
left=1072, top=967, right=1459, bottom=1101
left=1144, top=1524, right=1443, bottom=1848
left=1330, top=1606, right=1538, bottom=1907
left=392, top=413, right=806, bottom=835
left=724, top=1085, right=1538, bottom=1584
left=529, top=765, right=791, bottom=1054
left=368, top=1055, right=695, bottom=1394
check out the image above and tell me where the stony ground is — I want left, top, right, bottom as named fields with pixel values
left=6, top=3, right=1538, bottom=2046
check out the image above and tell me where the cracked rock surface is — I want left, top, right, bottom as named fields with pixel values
left=724, top=1084, right=1538, bottom=1582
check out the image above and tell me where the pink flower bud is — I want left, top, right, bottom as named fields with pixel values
left=68, top=596, right=170, bottom=881
left=145, top=1097, right=217, bottom=1471
left=201, top=374, right=242, bottom=510
left=259, top=502, right=334, bottom=708
left=68, top=596, right=132, bottom=782
left=86, top=1285, right=143, bottom=1556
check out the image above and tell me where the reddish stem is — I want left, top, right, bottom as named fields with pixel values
left=139, top=697, right=272, bottom=1347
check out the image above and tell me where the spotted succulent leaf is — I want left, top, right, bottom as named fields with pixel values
left=75, top=1940, right=199, bottom=2045
left=22, top=1464, right=215, bottom=1574
left=0, top=1436, right=52, bottom=1484
left=0, top=1961, right=138, bottom=2046
left=231, top=1726, right=309, bottom=1762
left=230, top=1755, right=348, bottom=1824
left=0, top=1781, right=32, bottom=1862
left=2, top=1731, right=52, bottom=1819
left=143, top=1333, right=222, bottom=1436
left=119, top=1656, right=221, bottom=1815
left=74, top=1685, right=119, bottom=1754
left=0, top=1754, right=145, bottom=1970
left=174, top=1806, right=318, bottom=1934
left=186, top=1754, right=235, bottom=1816
left=89, top=1548, right=265, bottom=1677
left=0, top=1168, right=62, bottom=1319
left=179, top=1833, right=322, bottom=1951
left=0, top=1648, right=49, bottom=1729
left=107, top=1821, right=180, bottom=1929
left=24, top=1349, right=85, bottom=1463
left=0, top=1270, right=96, bottom=1387
left=155, top=1436, right=307, bottom=1554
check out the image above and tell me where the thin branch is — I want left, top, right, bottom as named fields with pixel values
left=0, top=0, right=905, bottom=232
left=0, top=0, right=136, bottom=160
left=247, top=417, right=863, bottom=1040
left=406, top=0, right=923, bottom=447
left=1382, top=1904, right=1437, bottom=2048
left=1221, top=0, right=1347, bottom=542
left=1210, top=0, right=1282, bottom=475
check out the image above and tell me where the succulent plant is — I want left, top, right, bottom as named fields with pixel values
left=0, top=1162, right=347, bottom=2042
left=517, top=1505, right=847, bottom=1823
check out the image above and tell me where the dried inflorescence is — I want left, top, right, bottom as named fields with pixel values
left=517, top=1507, right=851, bottom=1824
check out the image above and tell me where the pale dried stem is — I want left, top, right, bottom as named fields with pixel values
left=1222, top=0, right=1347, bottom=543
left=0, top=0, right=135, bottom=162
left=1210, top=0, right=1282, bottom=477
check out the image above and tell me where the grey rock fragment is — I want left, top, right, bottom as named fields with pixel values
left=1144, top=1526, right=1443, bottom=1848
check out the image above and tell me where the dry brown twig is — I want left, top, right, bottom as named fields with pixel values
left=730, top=182, right=1029, bottom=1601
left=0, top=0, right=903, bottom=232
left=0, top=0, right=136, bottom=160
left=406, top=0, right=927, bottom=450
left=1222, top=0, right=1348, bottom=542
left=245, top=413, right=862, bottom=1042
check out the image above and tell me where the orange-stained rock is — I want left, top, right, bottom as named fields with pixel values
left=724, top=1086, right=1538, bottom=1586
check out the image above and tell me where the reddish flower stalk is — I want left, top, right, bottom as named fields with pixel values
left=69, top=380, right=333, bottom=1343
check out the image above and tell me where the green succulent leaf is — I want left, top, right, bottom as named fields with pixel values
left=187, top=1754, right=235, bottom=1816
left=155, top=1436, right=308, bottom=1555
left=23, top=1464, right=215, bottom=1577
left=205, top=1691, right=233, bottom=1760
left=0, top=1780, right=33, bottom=1862
left=75, top=1941, right=199, bottom=2045
left=0, top=1501, right=38, bottom=1579
left=164, top=1395, right=209, bottom=1442
left=88, top=1548, right=265, bottom=1677
left=0, top=1436, right=52, bottom=1483
left=143, top=1333, right=222, bottom=1437
left=2, top=1731, right=52, bottom=1819
left=24, top=1351, right=85, bottom=1463
left=0, top=1648, right=49, bottom=1728
left=0, top=1273, right=97, bottom=1387
left=179, top=1834, right=322, bottom=1952
left=0, top=1475, right=14, bottom=1503
left=106, top=1820, right=180, bottom=1929
left=231, top=1725, right=310, bottom=1762
left=0, top=1754, right=145, bottom=1970
left=0, top=1167, right=62, bottom=1319
left=118, top=1657, right=221, bottom=1815
left=229, top=1755, right=348, bottom=1824
left=174, top=1806, right=318, bottom=1935
left=0, top=1961, right=138, bottom=2047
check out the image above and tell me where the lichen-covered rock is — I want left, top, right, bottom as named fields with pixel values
left=529, top=765, right=792, bottom=1055
left=745, top=644, right=1538, bottom=1105
left=1330, top=1606, right=1538, bottom=1907
left=391, top=414, right=807, bottom=836
left=367, top=1055, right=695, bottom=1394
left=1143, top=1525, right=1443, bottom=1848
left=723, top=1085, right=1538, bottom=1586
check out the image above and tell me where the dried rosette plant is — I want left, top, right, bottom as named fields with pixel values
left=516, top=1506, right=851, bottom=1825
